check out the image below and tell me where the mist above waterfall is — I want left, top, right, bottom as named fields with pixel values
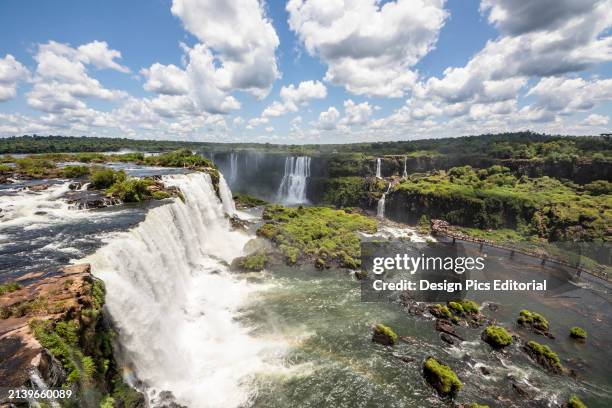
left=276, top=156, right=311, bottom=205
left=83, top=173, right=280, bottom=407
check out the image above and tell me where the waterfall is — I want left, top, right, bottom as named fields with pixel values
left=229, top=152, right=238, bottom=184
left=375, top=158, right=382, bottom=179
left=276, top=156, right=311, bottom=204
left=377, top=183, right=391, bottom=219
left=82, top=172, right=276, bottom=408
left=402, top=157, right=408, bottom=179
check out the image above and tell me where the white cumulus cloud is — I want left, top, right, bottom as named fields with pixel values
left=0, top=55, right=29, bottom=102
left=287, top=0, right=447, bottom=97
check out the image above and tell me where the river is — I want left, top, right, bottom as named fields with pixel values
left=0, top=161, right=610, bottom=407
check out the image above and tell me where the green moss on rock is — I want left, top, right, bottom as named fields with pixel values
left=423, top=357, right=462, bottom=397
left=569, top=327, right=587, bottom=340
left=482, top=326, right=512, bottom=348
left=233, top=193, right=268, bottom=209
left=372, top=324, right=398, bottom=346
left=231, top=252, right=267, bottom=272
left=568, top=394, right=587, bottom=408
left=517, top=309, right=549, bottom=331
left=431, top=304, right=452, bottom=319
left=524, top=340, right=563, bottom=373
left=448, top=301, right=464, bottom=315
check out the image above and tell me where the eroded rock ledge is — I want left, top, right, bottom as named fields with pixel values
left=0, top=264, right=144, bottom=408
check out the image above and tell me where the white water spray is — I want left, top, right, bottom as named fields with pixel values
left=229, top=152, right=238, bottom=184
left=277, top=156, right=311, bottom=204
left=377, top=183, right=391, bottom=219
left=375, top=158, right=382, bottom=179
left=83, top=172, right=277, bottom=408
left=402, top=157, right=408, bottom=179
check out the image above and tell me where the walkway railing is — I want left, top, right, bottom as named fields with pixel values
left=430, top=219, right=610, bottom=282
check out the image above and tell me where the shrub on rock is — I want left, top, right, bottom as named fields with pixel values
left=481, top=326, right=512, bottom=348
left=423, top=357, right=462, bottom=397
left=372, top=324, right=398, bottom=346
left=569, top=327, right=587, bottom=340
left=517, top=309, right=549, bottom=331
left=524, top=340, right=563, bottom=373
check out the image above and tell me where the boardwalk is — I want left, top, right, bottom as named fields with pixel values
left=430, top=219, right=610, bottom=282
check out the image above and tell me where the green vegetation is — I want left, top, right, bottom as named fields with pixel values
left=569, top=327, right=587, bottom=340
left=61, top=165, right=90, bottom=178
left=106, top=178, right=155, bottom=202
left=233, top=193, right=268, bottom=208
left=0, top=281, right=21, bottom=295
left=144, top=148, right=212, bottom=168
left=468, top=404, right=489, bottom=408
left=458, top=299, right=479, bottom=314
left=89, top=168, right=125, bottom=189
left=447, top=301, right=463, bottom=314
left=423, top=357, right=462, bottom=396
left=372, top=323, right=398, bottom=346
left=232, top=252, right=267, bottom=272
left=257, top=205, right=377, bottom=268
left=518, top=309, right=549, bottom=331
left=394, top=165, right=611, bottom=242
left=2, top=133, right=609, bottom=160
left=525, top=340, right=563, bottom=372
left=568, top=394, right=587, bottom=408
left=27, top=279, right=143, bottom=407
left=431, top=304, right=452, bottom=319
left=417, top=214, right=431, bottom=234
left=482, top=326, right=513, bottom=348
left=320, top=176, right=370, bottom=207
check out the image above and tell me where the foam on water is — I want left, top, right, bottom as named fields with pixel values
left=82, top=172, right=281, bottom=407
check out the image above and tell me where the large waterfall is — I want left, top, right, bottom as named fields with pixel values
left=375, top=158, right=382, bottom=179
left=276, top=156, right=311, bottom=204
left=83, top=172, right=276, bottom=407
left=402, top=157, right=408, bottom=179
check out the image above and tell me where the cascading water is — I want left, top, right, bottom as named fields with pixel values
left=375, top=158, right=382, bottom=179
left=377, top=183, right=391, bottom=219
left=82, top=172, right=278, bottom=407
left=402, top=157, right=408, bottom=179
left=276, top=156, right=311, bottom=204
left=229, top=152, right=238, bottom=184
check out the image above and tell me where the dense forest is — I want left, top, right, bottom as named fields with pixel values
left=1, top=132, right=611, bottom=159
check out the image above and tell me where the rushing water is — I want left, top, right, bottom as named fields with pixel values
left=81, top=173, right=282, bottom=407
left=377, top=183, right=391, bottom=219
left=376, top=158, right=382, bottom=179
left=277, top=156, right=311, bottom=204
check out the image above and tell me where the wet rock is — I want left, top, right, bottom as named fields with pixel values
left=435, top=319, right=465, bottom=341
left=487, top=302, right=500, bottom=312
left=68, top=182, right=81, bottom=190
left=34, top=211, right=47, bottom=216
left=479, top=366, right=491, bottom=375
left=522, top=340, right=564, bottom=374
left=28, top=183, right=50, bottom=191
left=372, top=324, right=398, bottom=346
left=511, top=382, right=534, bottom=398
left=228, top=215, right=248, bottom=230
left=422, top=356, right=462, bottom=397
left=150, top=390, right=185, bottom=408
left=440, top=333, right=456, bottom=345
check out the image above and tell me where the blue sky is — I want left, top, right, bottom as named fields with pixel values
left=0, top=0, right=610, bottom=143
